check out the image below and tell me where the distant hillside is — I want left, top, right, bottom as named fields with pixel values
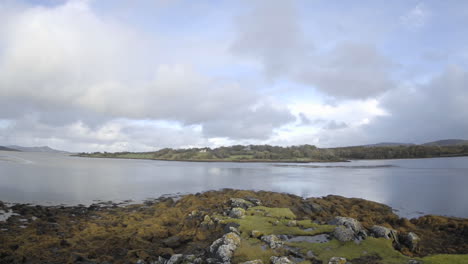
left=0, top=146, right=19, bottom=151
left=7, top=145, right=68, bottom=153
left=422, top=139, right=468, bottom=146
left=364, top=142, right=415, bottom=147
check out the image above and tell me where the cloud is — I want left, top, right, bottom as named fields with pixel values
left=0, top=0, right=294, bottom=147
left=296, top=43, right=396, bottom=98
left=230, top=0, right=309, bottom=78
left=364, top=66, right=468, bottom=143
left=400, top=3, right=431, bottom=29
left=231, top=2, right=395, bottom=99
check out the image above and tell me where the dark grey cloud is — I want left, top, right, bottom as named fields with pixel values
left=364, top=66, right=468, bottom=143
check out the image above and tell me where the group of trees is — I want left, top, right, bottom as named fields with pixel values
left=79, top=144, right=468, bottom=162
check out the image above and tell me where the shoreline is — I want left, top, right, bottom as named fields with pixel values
left=1, top=189, right=467, bottom=263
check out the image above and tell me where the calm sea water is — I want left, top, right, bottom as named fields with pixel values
left=1, top=151, right=467, bottom=218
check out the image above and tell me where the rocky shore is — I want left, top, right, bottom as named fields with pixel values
left=1, top=190, right=467, bottom=264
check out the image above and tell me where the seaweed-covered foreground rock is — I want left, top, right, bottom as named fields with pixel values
left=0, top=189, right=467, bottom=264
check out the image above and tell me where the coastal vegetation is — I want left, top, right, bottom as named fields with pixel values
left=1, top=190, right=467, bottom=263
left=76, top=143, right=468, bottom=162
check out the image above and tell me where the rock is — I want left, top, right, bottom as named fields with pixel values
left=166, top=254, right=184, bottom=264
left=286, top=220, right=297, bottom=227
left=224, top=222, right=241, bottom=234
left=401, top=232, right=420, bottom=251
left=251, top=230, right=264, bottom=238
left=162, top=236, right=181, bottom=248
left=240, top=260, right=263, bottom=264
left=302, top=202, right=323, bottom=214
left=306, top=250, right=316, bottom=259
left=261, top=234, right=283, bottom=249
left=200, top=215, right=215, bottom=229
left=329, top=216, right=367, bottom=239
left=333, top=226, right=355, bottom=242
left=370, top=225, right=399, bottom=243
left=230, top=198, right=254, bottom=209
left=328, top=257, right=347, bottom=264
left=329, top=217, right=364, bottom=233
left=270, top=256, right=293, bottom=264
left=245, top=197, right=262, bottom=206
left=209, top=232, right=241, bottom=263
left=408, top=260, right=420, bottom=264
left=229, top=207, right=246, bottom=219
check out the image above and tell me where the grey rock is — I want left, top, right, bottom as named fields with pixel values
left=270, top=256, right=293, bottom=264
left=286, top=220, right=297, bottom=227
left=163, top=236, right=181, bottom=248
left=329, top=216, right=367, bottom=239
left=306, top=250, right=316, bottom=259
left=229, top=207, right=246, bottom=219
left=402, top=232, right=420, bottom=251
left=245, top=197, right=262, bottom=206
left=261, top=234, right=283, bottom=249
left=239, top=260, right=263, bottom=264
left=230, top=198, right=254, bottom=209
left=370, top=225, right=399, bottom=245
left=333, top=226, right=355, bottom=242
left=328, top=257, right=347, bottom=264
left=408, top=260, right=420, bottom=264
left=167, top=254, right=184, bottom=264
left=209, top=232, right=241, bottom=263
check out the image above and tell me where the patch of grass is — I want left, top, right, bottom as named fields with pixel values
left=420, top=254, right=468, bottom=264
left=287, top=237, right=410, bottom=264
left=232, top=238, right=277, bottom=263
left=247, top=206, right=296, bottom=219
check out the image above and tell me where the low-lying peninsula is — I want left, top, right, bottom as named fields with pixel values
left=1, top=190, right=467, bottom=264
left=75, top=144, right=468, bottom=163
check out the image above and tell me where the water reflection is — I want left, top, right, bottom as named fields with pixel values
left=0, top=151, right=467, bottom=218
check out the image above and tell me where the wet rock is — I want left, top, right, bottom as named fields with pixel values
left=230, top=198, right=254, bottom=209
left=251, top=230, right=264, bottom=238
left=328, top=257, right=347, bottom=264
left=209, top=232, right=241, bottom=263
left=270, top=256, right=293, bottom=264
left=333, top=226, right=355, bottom=242
left=401, top=232, right=420, bottom=251
left=239, top=260, right=263, bottom=264
left=261, top=234, right=283, bottom=249
left=163, top=236, right=181, bottom=248
left=229, top=207, right=245, bottom=219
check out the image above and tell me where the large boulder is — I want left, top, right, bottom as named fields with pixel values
left=270, top=256, right=293, bottom=264
left=401, top=232, right=420, bottom=251
left=329, top=216, right=367, bottom=240
left=261, top=234, right=283, bottom=249
left=166, top=254, right=184, bottom=264
left=370, top=225, right=399, bottom=245
left=333, top=226, right=355, bottom=242
left=209, top=232, right=241, bottom=263
left=229, top=207, right=246, bottom=219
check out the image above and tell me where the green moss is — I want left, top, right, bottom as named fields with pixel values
left=288, top=237, right=409, bottom=264
left=420, top=254, right=468, bottom=264
left=232, top=238, right=277, bottom=263
left=247, top=206, right=296, bottom=219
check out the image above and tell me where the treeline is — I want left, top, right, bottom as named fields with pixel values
left=78, top=144, right=468, bottom=162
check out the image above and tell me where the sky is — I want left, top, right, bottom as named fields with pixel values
left=0, top=0, right=467, bottom=152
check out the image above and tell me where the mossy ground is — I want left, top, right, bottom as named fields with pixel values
left=1, top=189, right=468, bottom=264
